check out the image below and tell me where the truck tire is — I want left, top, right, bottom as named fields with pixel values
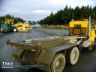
left=50, top=53, right=66, bottom=72
left=66, top=47, right=80, bottom=65
left=93, top=38, right=96, bottom=49
left=88, top=38, right=96, bottom=50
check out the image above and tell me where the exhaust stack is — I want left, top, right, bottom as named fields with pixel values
left=88, top=16, right=91, bottom=36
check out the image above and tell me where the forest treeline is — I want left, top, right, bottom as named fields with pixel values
left=0, top=14, right=25, bottom=24
left=0, top=14, right=37, bottom=25
left=39, top=6, right=96, bottom=25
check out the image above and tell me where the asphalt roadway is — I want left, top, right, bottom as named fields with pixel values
left=0, top=28, right=96, bottom=72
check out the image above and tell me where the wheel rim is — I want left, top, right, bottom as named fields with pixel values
left=51, top=54, right=65, bottom=72
left=55, top=58, right=64, bottom=69
left=70, top=47, right=79, bottom=65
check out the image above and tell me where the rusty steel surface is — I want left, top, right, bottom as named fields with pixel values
left=7, top=35, right=76, bottom=50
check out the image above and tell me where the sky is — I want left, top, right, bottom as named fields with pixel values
left=0, top=0, right=96, bottom=21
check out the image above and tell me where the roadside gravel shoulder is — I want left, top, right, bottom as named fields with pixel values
left=35, top=28, right=68, bottom=36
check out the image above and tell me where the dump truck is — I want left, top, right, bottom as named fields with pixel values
left=7, top=17, right=96, bottom=72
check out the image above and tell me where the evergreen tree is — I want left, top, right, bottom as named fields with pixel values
left=39, top=6, right=95, bottom=25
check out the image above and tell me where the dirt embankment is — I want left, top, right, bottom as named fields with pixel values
left=42, top=25, right=69, bottom=30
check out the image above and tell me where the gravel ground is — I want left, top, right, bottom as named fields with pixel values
left=0, top=28, right=96, bottom=72
left=35, top=28, right=68, bottom=36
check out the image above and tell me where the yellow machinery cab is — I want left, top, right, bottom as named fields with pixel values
left=69, top=19, right=96, bottom=42
left=69, top=20, right=88, bottom=36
